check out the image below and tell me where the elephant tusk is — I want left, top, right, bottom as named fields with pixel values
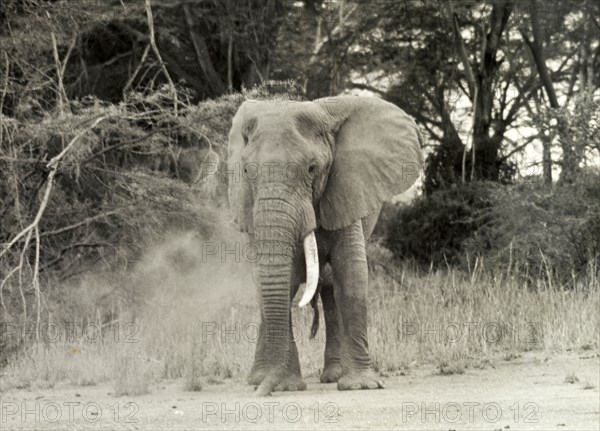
left=298, top=231, right=319, bottom=307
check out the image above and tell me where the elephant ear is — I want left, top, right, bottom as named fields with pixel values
left=317, top=96, right=423, bottom=231
left=227, top=101, right=255, bottom=234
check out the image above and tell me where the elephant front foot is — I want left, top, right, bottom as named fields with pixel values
left=337, top=371, right=385, bottom=391
left=275, top=374, right=307, bottom=392
left=250, top=369, right=306, bottom=394
left=254, top=370, right=306, bottom=396
left=320, top=363, right=343, bottom=383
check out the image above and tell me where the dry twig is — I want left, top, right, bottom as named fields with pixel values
left=0, top=115, right=110, bottom=259
left=123, top=43, right=151, bottom=96
left=51, top=32, right=69, bottom=114
left=145, top=0, right=178, bottom=116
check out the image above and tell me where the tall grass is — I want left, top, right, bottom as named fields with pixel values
left=2, top=241, right=598, bottom=392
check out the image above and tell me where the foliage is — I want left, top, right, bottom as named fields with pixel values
left=467, top=171, right=600, bottom=284
left=2, top=0, right=598, bottom=187
left=0, top=0, right=290, bottom=113
left=385, top=174, right=600, bottom=286
left=1, top=0, right=599, bottom=385
left=385, top=181, right=500, bottom=267
left=0, top=81, right=302, bottom=365
left=3, top=259, right=598, bottom=390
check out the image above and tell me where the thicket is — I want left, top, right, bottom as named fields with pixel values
left=385, top=174, right=600, bottom=287
left=0, top=80, right=303, bottom=362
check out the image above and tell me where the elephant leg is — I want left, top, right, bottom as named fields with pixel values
left=247, top=321, right=269, bottom=385
left=330, top=218, right=384, bottom=391
left=320, top=284, right=343, bottom=383
left=275, top=315, right=306, bottom=391
left=250, top=287, right=306, bottom=391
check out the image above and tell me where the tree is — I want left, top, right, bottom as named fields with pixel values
left=295, top=0, right=599, bottom=191
left=519, top=0, right=600, bottom=184
left=341, top=1, right=523, bottom=191
left=0, top=0, right=290, bottom=112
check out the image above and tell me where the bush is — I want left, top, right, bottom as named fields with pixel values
left=0, top=81, right=304, bottom=365
left=385, top=175, right=600, bottom=286
left=474, top=172, right=600, bottom=285
left=385, top=182, right=500, bottom=267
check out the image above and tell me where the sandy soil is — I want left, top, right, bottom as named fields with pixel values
left=1, top=353, right=598, bottom=430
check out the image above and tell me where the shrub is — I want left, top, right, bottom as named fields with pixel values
left=474, top=172, right=600, bottom=285
left=385, top=181, right=500, bottom=267
left=385, top=174, right=600, bottom=286
left=0, top=81, right=304, bottom=365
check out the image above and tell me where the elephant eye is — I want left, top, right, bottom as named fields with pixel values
left=242, top=135, right=249, bottom=146
left=308, top=163, right=317, bottom=175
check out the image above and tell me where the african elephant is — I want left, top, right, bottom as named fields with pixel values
left=227, top=96, right=423, bottom=396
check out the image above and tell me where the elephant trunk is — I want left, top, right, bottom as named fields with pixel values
left=252, top=187, right=316, bottom=396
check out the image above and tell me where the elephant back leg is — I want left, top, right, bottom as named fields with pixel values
left=319, top=270, right=343, bottom=382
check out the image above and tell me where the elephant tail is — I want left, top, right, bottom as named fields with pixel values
left=309, top=294, right=320, bottom=339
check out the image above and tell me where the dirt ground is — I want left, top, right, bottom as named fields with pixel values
left=1, top=353, right=598, bottom=430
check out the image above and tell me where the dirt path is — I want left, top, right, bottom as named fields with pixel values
left=1, top=353, right=598, bottom=430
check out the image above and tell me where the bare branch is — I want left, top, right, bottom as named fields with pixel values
left=0, top=266, right=19, bottom=318
left=83, top=129, right=162, bottom=164
left=40, top=209, right=122, bottom=238
left=145, top=0, right=178, bottom=116
left=123, top=43, right=151, bottom=96
left=60, top=33, right=78, bottom=81
left=0, top=116, right=110, bottom=259
left=51, top=32, right=69, bottom=114
left=33, top=226, right=41, bottom=335
left=0, top=51, right=9, bottom=151
left=183, top=4, right=225, bottom=94
left=17, top=229, right=32, bottom=322
left=347, top=82, right=385, bottom=96
left=443, top=3, right=476, bottom=99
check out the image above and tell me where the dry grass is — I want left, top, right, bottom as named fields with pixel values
left=113, top=351, right=152, bottom=396
left=2, top=82, right=597, bottom=395
left=564, top=372, right=580, bottom=384
left=1, top=241, right=598, bottom=392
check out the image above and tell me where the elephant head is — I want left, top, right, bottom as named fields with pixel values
left=227, top=96, right=422, bottom=394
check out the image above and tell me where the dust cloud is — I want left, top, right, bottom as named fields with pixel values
left=131, top=212, right=257, bottom=326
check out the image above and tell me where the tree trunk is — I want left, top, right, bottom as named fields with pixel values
left=471, top=0, right=514, bottom=181
left=542, top=137, right=553, bottom=185
left=227, top=33, right=233, bottom=93
left=447, top=0, right=513, bottom=182
left=522, top=0, right=579, bottom=184
left=183, top=4, right=226, bottom=95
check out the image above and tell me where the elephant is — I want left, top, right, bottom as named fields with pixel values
left=227, top=96, right=423, bottom=396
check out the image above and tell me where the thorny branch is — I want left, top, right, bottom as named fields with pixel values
left=0, top=115, right=111, bottom=259
left=145, top=0, right=178, bottom=116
